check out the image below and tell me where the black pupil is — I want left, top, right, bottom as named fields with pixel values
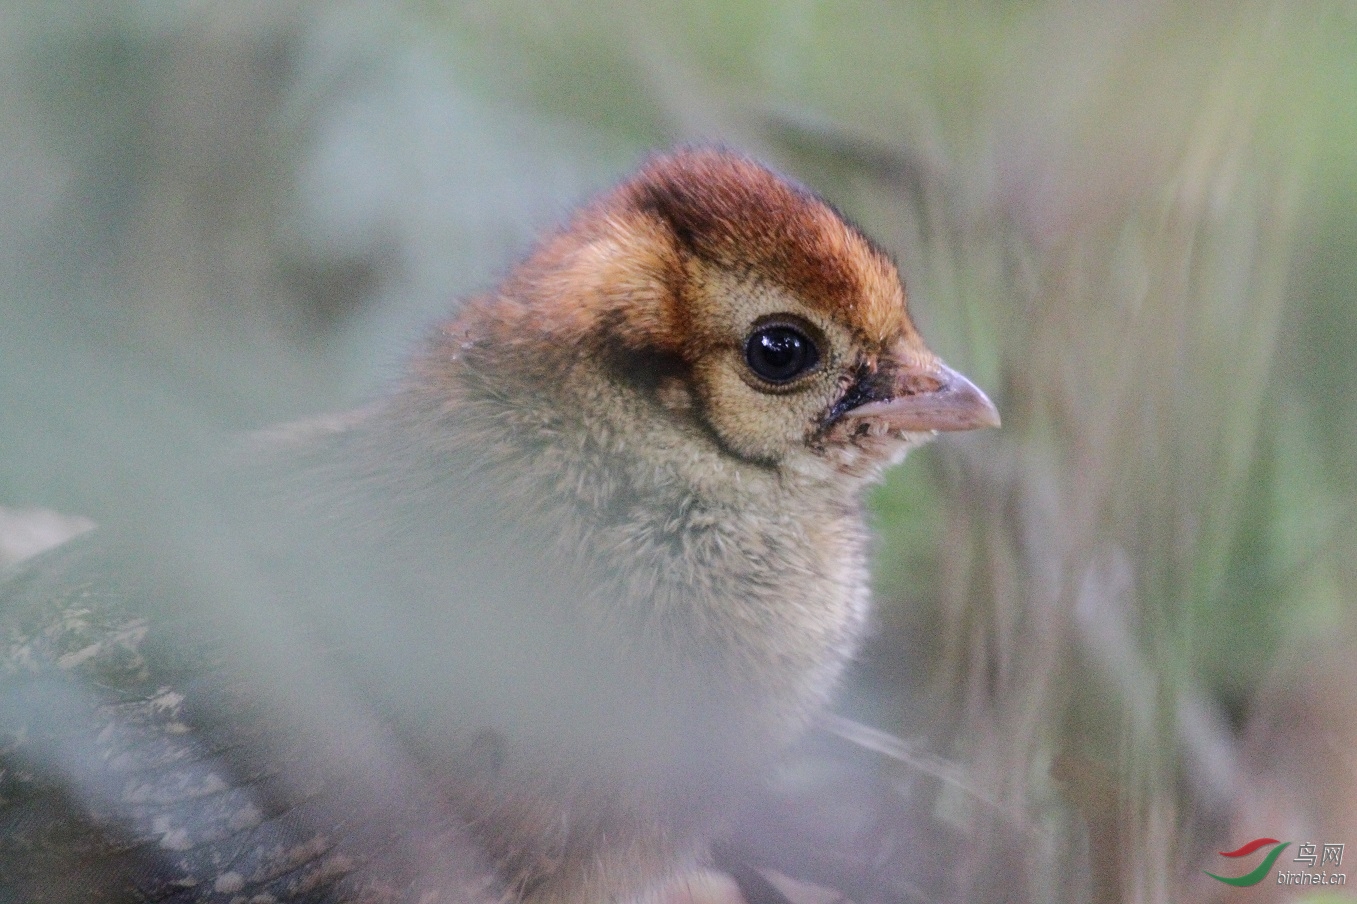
left=746, top=326, right=818, bottom=383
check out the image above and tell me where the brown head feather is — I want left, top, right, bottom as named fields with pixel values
left=621, top=148, right=911, bottom=347
left=468, top=148, right=914, bottom=355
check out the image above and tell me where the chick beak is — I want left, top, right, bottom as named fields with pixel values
left=841, top=359, right=1001, bottom=433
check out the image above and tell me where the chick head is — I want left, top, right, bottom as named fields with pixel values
left=455, top=147, right=998, bottom=485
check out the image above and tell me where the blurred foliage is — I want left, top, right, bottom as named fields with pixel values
left=2, top=1, right=1356, bottom=902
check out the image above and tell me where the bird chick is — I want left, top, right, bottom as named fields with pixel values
left=0, top=148, right=997, bottom=904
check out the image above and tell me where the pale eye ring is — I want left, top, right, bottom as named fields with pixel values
left=744, top=323, right=820, bottom=384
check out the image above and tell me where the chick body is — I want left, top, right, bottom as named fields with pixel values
left=0, top=149, right=997, bottom=904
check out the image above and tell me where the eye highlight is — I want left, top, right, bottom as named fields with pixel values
left=744, top=323, right=821, bottom=385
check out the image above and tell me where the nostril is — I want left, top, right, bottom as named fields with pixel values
left=899, top=373, right=944, bottom=396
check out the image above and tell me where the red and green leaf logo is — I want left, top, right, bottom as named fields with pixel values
left=1205, top=838, right=1290, bottom=887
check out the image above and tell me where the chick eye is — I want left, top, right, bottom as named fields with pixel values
left=745, top=324, right=820, bottom=384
